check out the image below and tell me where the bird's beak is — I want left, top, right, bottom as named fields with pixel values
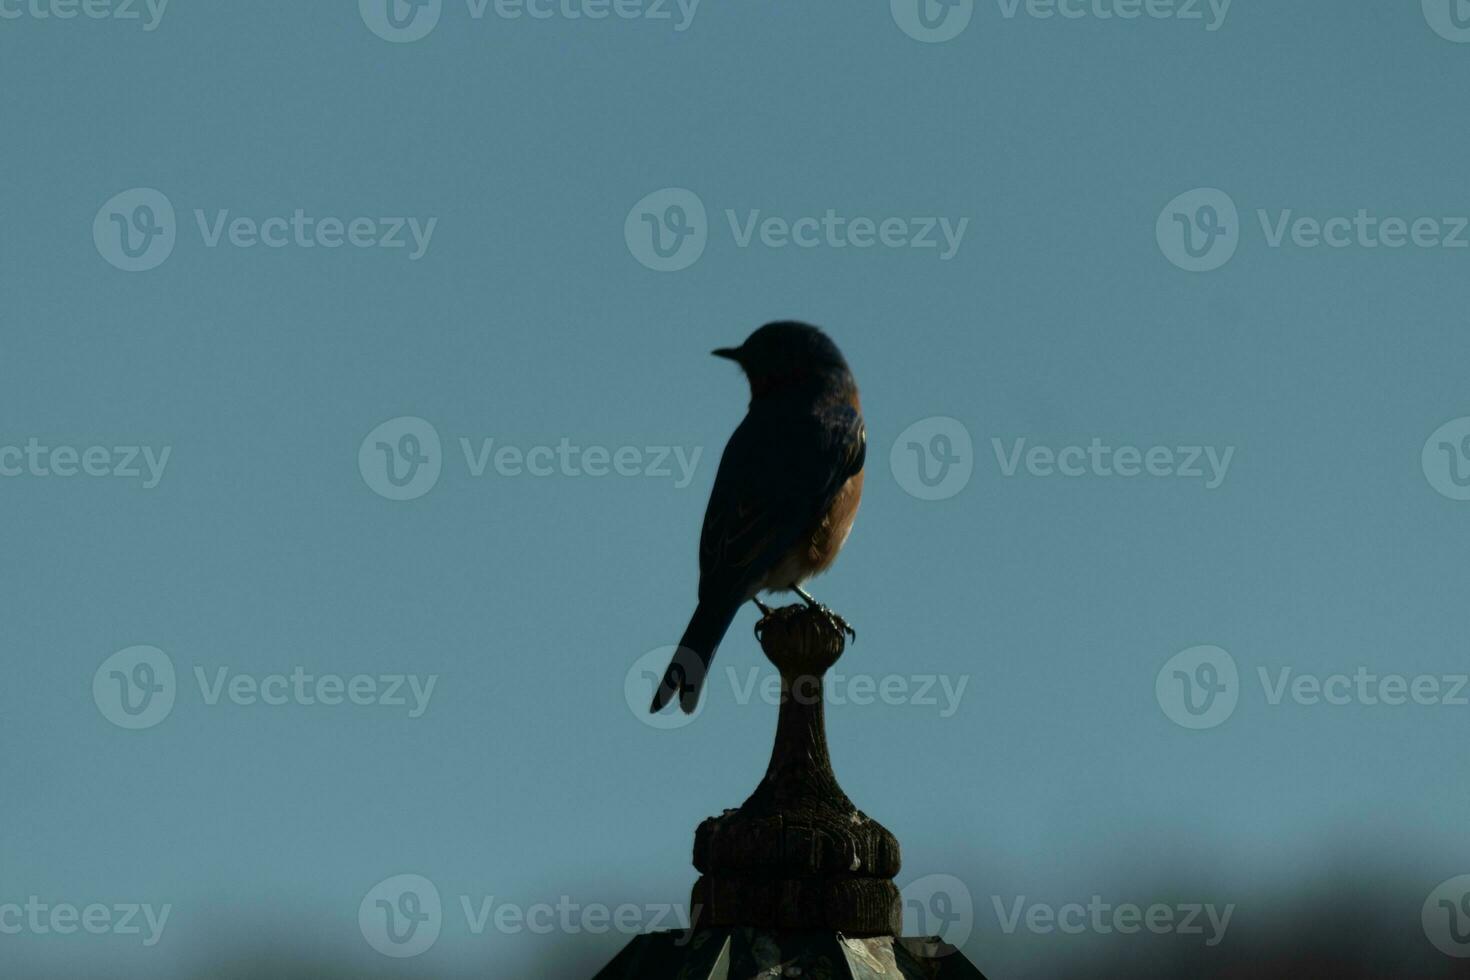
left=711, top=347, right=741, bottom=361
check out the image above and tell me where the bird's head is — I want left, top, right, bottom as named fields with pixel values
left=713, top=321, right=851, bottom=400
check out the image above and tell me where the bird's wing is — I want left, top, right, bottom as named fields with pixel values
left=697, top=404, right=865, bottom=602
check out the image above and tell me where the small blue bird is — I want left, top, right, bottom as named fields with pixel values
left=649, top=322, right=866, bottom=714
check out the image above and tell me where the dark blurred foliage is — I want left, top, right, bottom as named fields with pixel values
left=183, top=870, right=1470, bottom=980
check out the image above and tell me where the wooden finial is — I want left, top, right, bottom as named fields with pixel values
left=691, top=604, right=902, bottom=936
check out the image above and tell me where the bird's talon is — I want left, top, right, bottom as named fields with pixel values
left=811, top=604, right=856, bottom=642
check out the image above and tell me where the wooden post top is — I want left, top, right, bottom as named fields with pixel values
left=691, top=604, right=902, bottom=936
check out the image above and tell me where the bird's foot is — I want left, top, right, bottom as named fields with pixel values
left=752, top=598, right=776, bottom=639
left=809, top=605, right=856, bottom=643
left=791, top=586, right=856, bottom=642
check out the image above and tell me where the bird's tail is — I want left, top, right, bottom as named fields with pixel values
left=648, top=600, right=741, bottom=714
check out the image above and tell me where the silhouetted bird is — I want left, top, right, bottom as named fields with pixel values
left=649, top=321, right=865, bottom=714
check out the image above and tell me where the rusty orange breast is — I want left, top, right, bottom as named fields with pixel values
left=806, top=468, right=864, bottom=574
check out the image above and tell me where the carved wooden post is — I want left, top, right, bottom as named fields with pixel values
left=691, top=604, right=902, bottom=934
left=594, top=605, right=989, bottom=979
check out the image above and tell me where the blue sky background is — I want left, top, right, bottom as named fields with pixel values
left=3, top=2, right=1470, bottom=977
